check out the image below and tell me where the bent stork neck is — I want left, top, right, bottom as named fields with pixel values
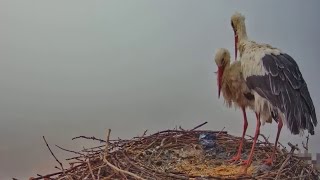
left=236, top=22, right=248, bottom=57
left=237, top=21, right=248, bottom=43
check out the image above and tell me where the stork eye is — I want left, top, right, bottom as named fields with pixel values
left=221, top=58, right=225, bottom=65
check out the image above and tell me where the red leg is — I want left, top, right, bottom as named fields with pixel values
left=264, top=115, right=283, bottom=165
left=229, top=107, right=248, bottom=162
left=241, top=112, right=260, bottom=173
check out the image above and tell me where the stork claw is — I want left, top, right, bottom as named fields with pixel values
left=239, top=159, right=250, bottom=166
left=227, top=154, right=241, bottom=163
left=238, top=159, right=251, bottom=174
left=239, top=165, right=249, bottom=174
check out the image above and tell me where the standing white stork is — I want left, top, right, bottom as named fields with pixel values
left=230, top=12, right=317, bottom=171
left=214, top=48, right=276, bottom=163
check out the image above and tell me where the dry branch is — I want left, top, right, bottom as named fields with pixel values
left=42, top=136, right=66, bottom=176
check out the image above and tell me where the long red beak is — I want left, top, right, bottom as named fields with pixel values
left=234, top=33, right=238, bottom=61
left=217, top=66, right=223, bottom=98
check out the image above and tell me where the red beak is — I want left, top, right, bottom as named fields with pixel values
left=217, top=66, right=223, bottom=98
left=234, top=33, right=238, bottom=61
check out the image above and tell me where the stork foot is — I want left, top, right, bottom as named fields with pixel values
left=239, top=166, right=249, bottom=174
left=240, top=159, right=251, bottom=172
left=239, top=159, right=250, bottom=166
left=227, top=154, right=241, bottom=163
left=262, top=157, right=273, bottom=166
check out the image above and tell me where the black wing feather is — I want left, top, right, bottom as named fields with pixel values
left=246, top=53, right=317, bottom=135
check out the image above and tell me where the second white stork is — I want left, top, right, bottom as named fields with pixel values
left=230, top=12, right=317, bottom=171
left=214, top=48, right=276, bottom=163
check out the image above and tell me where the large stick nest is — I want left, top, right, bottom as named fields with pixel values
left=30, top=122, right=319, bottom=180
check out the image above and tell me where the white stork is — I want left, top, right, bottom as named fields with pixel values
left=230, top=12, right=317, bottom=171
left=214, top=48, right=276, bottom=162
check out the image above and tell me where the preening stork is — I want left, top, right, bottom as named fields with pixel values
left=215, top=48, right=276, bottom=162
left=230, top=12, right=318, bottom=171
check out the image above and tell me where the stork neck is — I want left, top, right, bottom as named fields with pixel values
left=223, top=62, right=231, bottom=72
left=225, top=61, right=231, bottom=68
left=236, top=22, right=248, bottom=58
left=237, top=22, right=248, bottom=42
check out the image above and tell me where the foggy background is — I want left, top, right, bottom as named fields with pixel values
left=1, top=0, right=320, bottom=179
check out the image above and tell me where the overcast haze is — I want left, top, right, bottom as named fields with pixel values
left=1, top=0, right=320, bottom=179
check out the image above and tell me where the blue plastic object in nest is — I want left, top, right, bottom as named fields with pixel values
left=199, top=133, right=217, bottom=150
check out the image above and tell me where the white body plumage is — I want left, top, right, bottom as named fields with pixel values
left=239, top=41, right=283, bottom=126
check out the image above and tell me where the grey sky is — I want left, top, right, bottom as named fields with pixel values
left=0, top=0, right=320, bottom=179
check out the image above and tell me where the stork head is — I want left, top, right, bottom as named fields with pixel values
left=214, top=48, right=230, bottom=98
left=231, top=12, right=246, bottom=61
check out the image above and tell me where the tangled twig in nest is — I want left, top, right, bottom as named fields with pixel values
left=28, top=122, right=319, bottom=180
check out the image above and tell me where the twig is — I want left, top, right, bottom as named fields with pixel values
left=288, top=142, right=300, bottom=152
left=133, top=130, right=149, bottom=140
left=190, top=121, right=208, bottom=131
left=36, top=174, right=54, bottom=180
left=72, top=136, right=106, bottom=143
left=103, top=129, right=111, bottom=161
left=87, top=161, right=96, bottom=180
left=102, top=129, right=145, bottom=180
left=104, top=159, right=146, bottom=180
left=278, top=141, right=288, bottom=153
left=217, top=127, right=226, bottom=136
left=97, top=168, right=101, bottom=180
left=122, top=151, right=160, bottom=179
left=43, top=136, right=66, bottom=176
left=259, top=134, right=283, bottom=155
left=141, top=129, right=148, bottom=137
left=299, top=168, right=304, bottom=180
left=259, top=134, right=271, bottom=144
left=275, top=143, right=299, bottom=180
left=281, top=174, right=312, bottom=180
left=179, top=126, right=185, bottom=131
left=30, top=163, right=85, bottom=180
left=55, top=145, right=85, bottom=156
